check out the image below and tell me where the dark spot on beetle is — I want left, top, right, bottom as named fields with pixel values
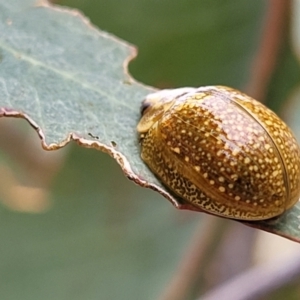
left=175, top=91, right=190, bottom=99
left=88, top=132, right=99, bottom=139
left=140, top=100, right=151, bottom=115
left=139, top=133, right=145, bottom=143
left=111, top=141, right=117, bottom=147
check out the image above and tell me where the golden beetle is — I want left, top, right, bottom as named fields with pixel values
left=137, top=86, right=300, bottom=221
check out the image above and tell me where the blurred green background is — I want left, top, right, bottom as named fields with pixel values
left=1, top=0, right=300, bottom=299
left=60, top=0, right=266, bottom=89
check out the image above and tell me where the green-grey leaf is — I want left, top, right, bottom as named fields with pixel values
left=0, top=0, right=158, bottom=191
left=1, top=0, right=300, bottom=243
